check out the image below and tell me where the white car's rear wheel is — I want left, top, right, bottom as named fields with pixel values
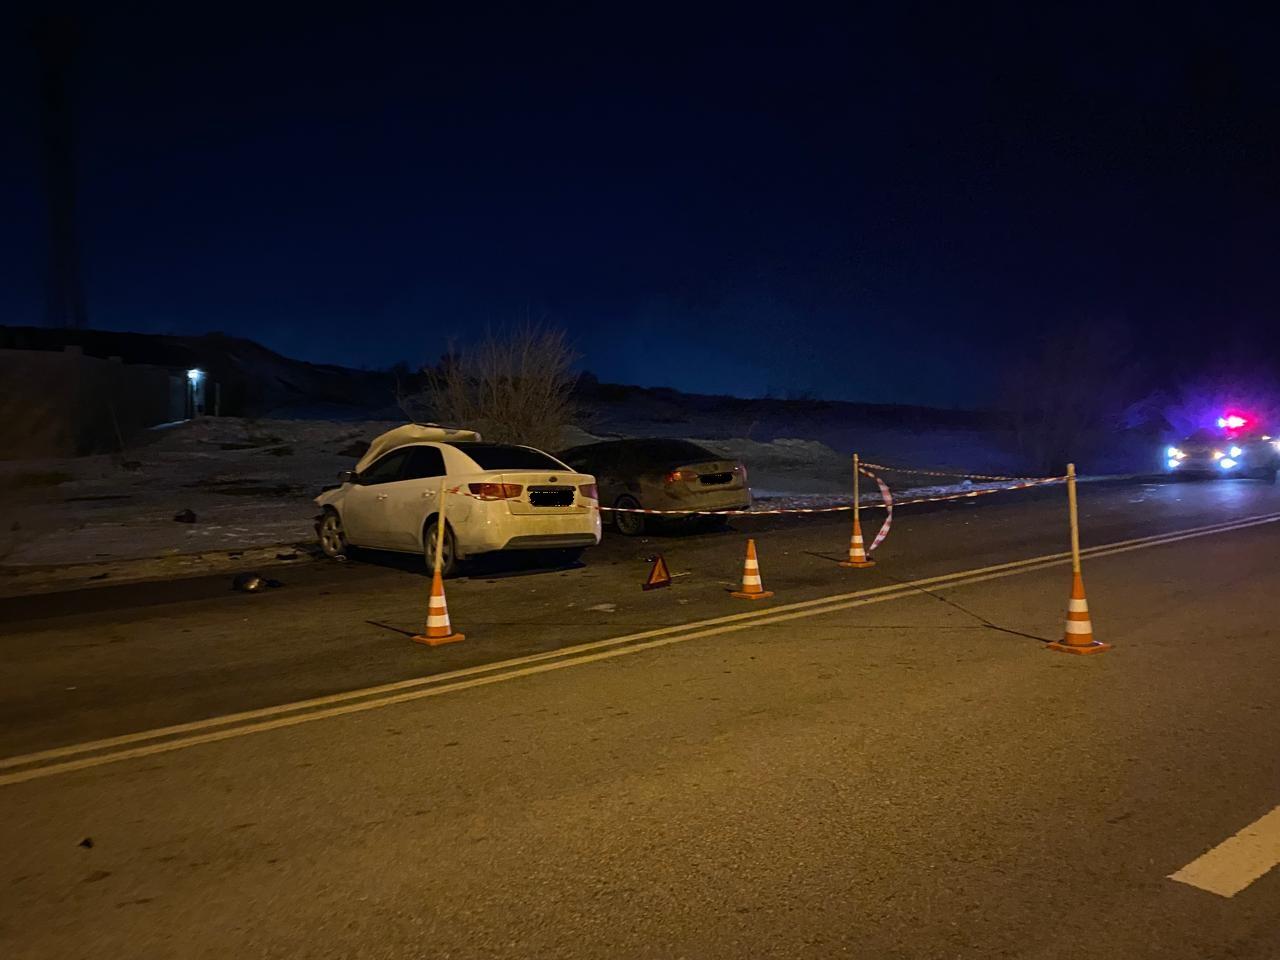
left=318, top=510, right=349, bottom=559
left=423, top=520, right=459, bottom=577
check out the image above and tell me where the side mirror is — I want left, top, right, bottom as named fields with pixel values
left=338, top=470, right=356, bottom=484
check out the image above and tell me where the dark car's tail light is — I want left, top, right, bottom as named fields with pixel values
left=468, top=482, right=523, bottom=500
left=664, top=469, right=698, bottom=485
left=578, top=482, right=599, bottom=501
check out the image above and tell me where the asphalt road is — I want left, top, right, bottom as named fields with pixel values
left=2, top=477, right=1280, bottom=957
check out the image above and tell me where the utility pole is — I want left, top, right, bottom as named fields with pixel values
left=36, top=15, right=88, bottom=329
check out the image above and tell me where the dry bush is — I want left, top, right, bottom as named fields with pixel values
left=424, top=325, right=579, bottom=451
left=1002, top=324, right=1142, bottom=474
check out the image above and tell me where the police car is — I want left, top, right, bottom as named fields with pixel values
left=1165, top=414, right=1280, bottom=482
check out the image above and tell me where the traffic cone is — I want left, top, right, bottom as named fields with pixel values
left=838, top=516, right=876, bottom=568
left=412, top=569, right=465, bottom=646
left=730, top=539, right=774, bottom=600
left=1046, top=571, right=1110, bottom=655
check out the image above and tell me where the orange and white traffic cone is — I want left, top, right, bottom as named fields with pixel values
left=1046, top=571, right=1110, bottom=655
left=838, top=516, right=876, bottom=568
left=730, top=539, right=774, bottom=600
left=413, top=569, right=465, bottom=646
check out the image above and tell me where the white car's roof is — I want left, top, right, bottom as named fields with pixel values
left=354, top=424, right=482, bottom=473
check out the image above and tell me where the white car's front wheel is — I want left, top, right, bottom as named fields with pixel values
left=423, top=519, right=459, bottom=577
left=318, top=509, right=349, bottom=559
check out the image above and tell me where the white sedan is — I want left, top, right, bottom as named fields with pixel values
left=315, top=429, right=601, bottom=575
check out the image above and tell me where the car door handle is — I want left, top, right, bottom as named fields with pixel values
left=376, top=493, right=389, bottom=501
left=422, top=489, right=436, bottom=498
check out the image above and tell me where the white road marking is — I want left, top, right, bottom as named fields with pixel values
left=1169, top=805, right=1280, bottom=897
left=1, top=511, right=1278, bottom=787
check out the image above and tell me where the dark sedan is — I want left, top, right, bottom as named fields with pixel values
left=557, top=438, right=751, bottom=535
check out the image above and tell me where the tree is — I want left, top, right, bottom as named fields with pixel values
left=422, top=324, right=579, bottom=451
left=1002, top=323, right=1144, bottom=474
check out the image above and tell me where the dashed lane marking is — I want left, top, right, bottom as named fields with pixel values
left=1170, top=805, right=1280, bottom=897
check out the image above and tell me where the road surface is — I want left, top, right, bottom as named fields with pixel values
left=2, top=478, right=1279, bottom=958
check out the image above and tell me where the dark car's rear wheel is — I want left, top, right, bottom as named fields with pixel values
left=701, top=512, right=732, bottom=531
left=613, top=495, right=646, bottom=536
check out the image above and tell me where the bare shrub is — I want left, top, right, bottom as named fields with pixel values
left=423, top=325, right=579, bottom=451
left=1002, top=323, right=1143, bottom=474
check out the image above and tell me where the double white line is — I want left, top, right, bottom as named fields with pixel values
left=3, top=511, right=1278, bottom=789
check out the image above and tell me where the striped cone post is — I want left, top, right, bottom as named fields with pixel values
left=1046, top=571, right=1110, bottom=655
left=838, top=516, right=876, bottom=568
left=731, top=539, right=774, bottom=600
left=412, top=568, right=465, bottom=646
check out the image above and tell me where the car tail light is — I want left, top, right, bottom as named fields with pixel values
left=468, top=482, right=523, bottom=500
left=578, top=482, right=599, bottom=501
left=664, top=469, right=697, bottom=485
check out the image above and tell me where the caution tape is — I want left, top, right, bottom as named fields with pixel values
left=596, top=475, right=1064, bottom=517
left=598, top=502, right=853, bottom=516
left=861, top=466, right=893, bottom=553
left=443, top=470, right=1064, bottom=517
left=861, top=462, right=1057, bottom=483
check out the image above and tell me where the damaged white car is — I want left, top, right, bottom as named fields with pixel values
left=315, top=425, right=601, bottom=575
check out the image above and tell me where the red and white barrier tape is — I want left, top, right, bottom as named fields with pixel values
left=861, top=466, right=893, bottom=553
left=595, top=475, right=1065, bottom=516
left=446, top=475, right=1064, bottom=516
left=861, top=462, right=1052, bottom=483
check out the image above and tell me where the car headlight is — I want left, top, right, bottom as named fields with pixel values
left=1230, top=446, right=1243, bottom=458
left=1166, top=446, right=1186, bottom=460
left=1220, top=457, right=1238, bottom=469
left=1212, top=450, right=1224, bottom=460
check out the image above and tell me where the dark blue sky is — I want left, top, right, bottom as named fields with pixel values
left=4, top=3, right=1280, bottom=406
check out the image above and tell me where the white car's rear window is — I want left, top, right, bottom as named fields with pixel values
left=451, top=443, right=565, bottom=471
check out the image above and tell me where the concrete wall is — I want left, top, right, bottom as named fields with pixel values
left=0, top=348, right=187, bottom=459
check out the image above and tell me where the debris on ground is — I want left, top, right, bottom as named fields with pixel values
left=172, top=509, right=197, bottom=523
left=232, top=572, right=283, bottom=593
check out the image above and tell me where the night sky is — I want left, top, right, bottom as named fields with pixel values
left=4, top=3, right=1280, bottom=406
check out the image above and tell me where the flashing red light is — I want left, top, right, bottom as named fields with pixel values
left=1217, top=414, right=1248, bottom=430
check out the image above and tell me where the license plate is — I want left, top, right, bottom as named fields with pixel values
left=529, top=487, right=574, bottom=507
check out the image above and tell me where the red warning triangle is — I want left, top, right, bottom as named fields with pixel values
left=643, top=555, right=672, bottom=590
